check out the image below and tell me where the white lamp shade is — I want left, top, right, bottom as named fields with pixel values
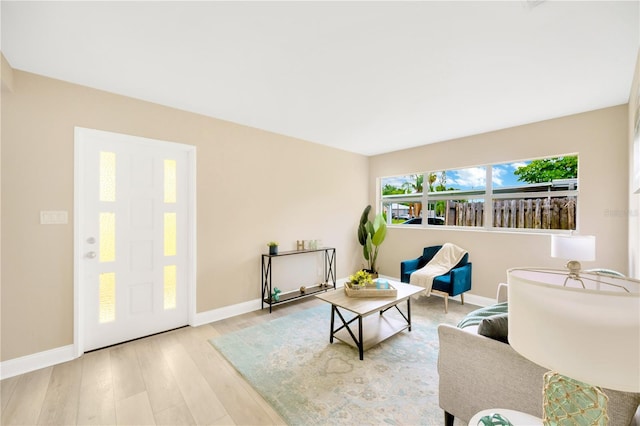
left=551, top=235, right=596, bottom=261
left=508, top=268, right=640, bottom=393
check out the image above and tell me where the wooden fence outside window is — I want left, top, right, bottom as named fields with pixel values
left=445, top=197, right=577, bottom=230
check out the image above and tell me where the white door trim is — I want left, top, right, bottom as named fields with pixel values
left=73, top=127, right=197, bottom=357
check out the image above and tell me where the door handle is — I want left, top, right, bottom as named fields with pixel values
left=86, top=251, right=97, bottom=259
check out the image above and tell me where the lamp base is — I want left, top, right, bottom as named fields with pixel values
left=563, top=261, right=587, bottom=288
left=543, top=371, right=609, bottom=425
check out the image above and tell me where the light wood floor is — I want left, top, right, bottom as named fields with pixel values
left=1, top=297, right=325, bottom=426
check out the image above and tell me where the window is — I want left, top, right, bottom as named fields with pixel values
left=426, top=167, right=486, bottom=227
left=163, top=159, right=177, bottom=310
left=380, top=155, right=578, bottom=231
left=491, top=158, right=578, bottom=230
left=382, top=174, right=423, bottom=224
left=381, top=167, right=487, bottom=227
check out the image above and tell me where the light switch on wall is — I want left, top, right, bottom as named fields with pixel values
left=40, top=210, right=68, bottom=224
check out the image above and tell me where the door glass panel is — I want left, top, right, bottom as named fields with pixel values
left=99, top=212, right=116, bottom=262
left=100, top=151, right=116, bottom=202
left=99, top=272, right=116, bottom=323
left=164, top=212, right=176, bottom=256
left=164, top=265, right=177, bottom=310
left=164, top=159, right=177, bottom=204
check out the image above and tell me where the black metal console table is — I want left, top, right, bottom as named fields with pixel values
left=261, top=247, right=336, bottom=312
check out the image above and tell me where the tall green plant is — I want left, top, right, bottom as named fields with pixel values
left=357, top=205, right=387, bottom=273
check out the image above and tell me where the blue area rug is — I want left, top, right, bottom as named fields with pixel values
left=210, top=296, right=475, bottom=425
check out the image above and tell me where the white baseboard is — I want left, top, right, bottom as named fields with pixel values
left=460, top=293, right=496, bottom=307
left=0, top=344, right=76, bottom=380
left=191, top=298, right=262, bottom=326
left=191, top=277, right=349, bottom=327
left=381, top=274, right=496, bottom=308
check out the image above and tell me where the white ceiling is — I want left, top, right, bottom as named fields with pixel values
left=1, top=1, right=639, bottom=156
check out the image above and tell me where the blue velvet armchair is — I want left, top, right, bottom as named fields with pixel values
left=400, top=245, right=472, bottom=312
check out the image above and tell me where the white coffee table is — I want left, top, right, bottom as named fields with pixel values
left=315, top=281, right=424, bottom=360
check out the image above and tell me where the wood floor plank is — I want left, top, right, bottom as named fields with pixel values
left=77, top=349, right=116, bottom=425
left=110, top=343, right=146, bottom=401
left=115, top=391, right=155, bottom=426
left=0, top=375, right=20, bottom=412
left=135, top=334, right=187, bottom=415
left=160, top=333, right=228, bottom=425
left=153, top=402, right=197, bottom=426
left=37, top=359, right=82, bottom=425
left=209, top=414, right=236, bottom=425
left=0, top=367, right=52, bottom=425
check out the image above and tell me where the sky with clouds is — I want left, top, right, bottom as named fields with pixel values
left=382, top=161, right=531, bottom=192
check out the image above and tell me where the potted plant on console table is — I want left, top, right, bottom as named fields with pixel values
left=267, top=241, right=278, bottom=255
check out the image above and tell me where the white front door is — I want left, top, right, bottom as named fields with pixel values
left=75, top=127, right=194, bottom=352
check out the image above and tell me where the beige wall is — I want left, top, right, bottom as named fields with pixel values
left=1, top=68, right=368, bottom=361
left=0, top=58, right=634, bottom=363
left=370, top=105, right=630, bottom=298
left=629, top=49, right=640, bottom=279
left=1, top=54, right=13, bottom=92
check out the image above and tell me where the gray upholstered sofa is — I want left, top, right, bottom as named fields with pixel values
left=437, top=284, right=640, bottom=426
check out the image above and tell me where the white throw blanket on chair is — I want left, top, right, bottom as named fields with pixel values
left=410, top=243, right=468, bottom=296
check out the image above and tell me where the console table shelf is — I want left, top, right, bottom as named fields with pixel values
left=261, top=247, right=336, bottom=312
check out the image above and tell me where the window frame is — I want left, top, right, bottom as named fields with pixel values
left=379, top=154, right=580, bottom=233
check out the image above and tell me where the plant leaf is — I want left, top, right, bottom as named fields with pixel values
left=364, top=234, right=372, bottom=265
left=357, top=205, right=371, bottom=246
left=371, top=215, right=387, bottom=246
left=371, top=246, right=379, bottom=273
left=357, top=224, right=367, bottom=246
left=359, top=205, right=371, bottom=226
left=365, top=221, right=374, bottom=236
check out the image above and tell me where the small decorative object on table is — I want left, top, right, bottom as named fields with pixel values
left=267, top=241, right=278, bottom=255
left=296, top=240, right=305, bottom=250
left=349, top=270, right=374, bottom=288
left=376, top=279, right=390, bottom=289
left=477, top=413, right=513, bottom=426
left=469, top=409, right=540, bottom=426
left=300, top=286, right=306, bottom=293
left=344, top=271, right=397, bottom=298
left=271, top=287, right=281, bottom=302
